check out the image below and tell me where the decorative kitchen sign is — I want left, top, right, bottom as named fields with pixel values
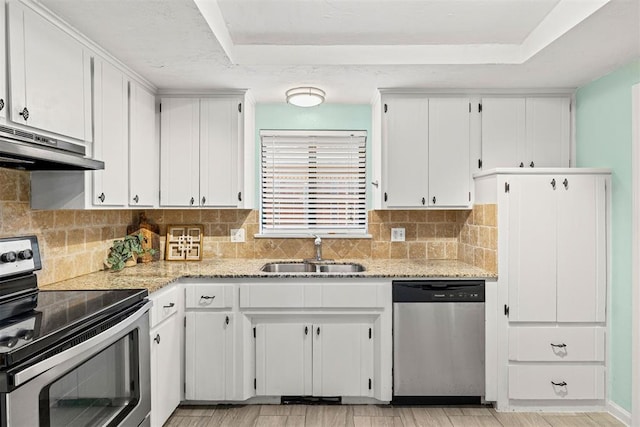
left=165, top=225, right=204, bottom=261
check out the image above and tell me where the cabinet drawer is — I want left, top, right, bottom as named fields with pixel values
left=150, top=286, right=179, bottom=328
left=185, top=284, right=234, bottom=309
left=509, top=327, right=605, bottom=362
left=508, top=365, right=604, bottom=400
left=240, top=284, right=305, bottom=308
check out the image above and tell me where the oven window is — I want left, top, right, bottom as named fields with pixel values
left=39, top=331, right=140, bottom=427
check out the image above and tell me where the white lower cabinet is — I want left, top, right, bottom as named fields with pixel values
left=185, top=311, right=234, bottom=400
left=255, top=322, right=374, bottom=398
left=148, top=286, right=181, bottom=427
left=508, top=365, right=605, bottom=400
left=508, top=327, right=605, bottom=362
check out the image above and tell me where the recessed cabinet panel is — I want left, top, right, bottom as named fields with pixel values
left=480, top=98, right=525, bottom=169
left=382, top=97, right=429, bottom=208
left=150, top=314, right=180, bottom=426
left=507, top=176, right=558, bottom=322
left=185, top=311, right=234, bottom=400
left=255, top=323, right=312, bottom=396
left=200, top=98, right=240, bottom=207
left=556, top=175, right=606, bottom=322
left=312, top=323, right=373, bottom=397
left=428, top=98, right=470, bottom=207
left=8, top=3, right=90, bottom=141
left=129, top=82, right=158, bottom=207
left=93, top=59, right=128, bottom=207
left=526, top=98, right=571, bottom=168
left=160, top=98, right=200, bottom=207
left=0, top=3, right=6, bottom=121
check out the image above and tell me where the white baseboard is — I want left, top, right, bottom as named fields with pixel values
left=607, top=400, right=632, bottom=426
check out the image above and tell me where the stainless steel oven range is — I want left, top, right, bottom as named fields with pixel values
left=0, top=236, right=151, bottom=427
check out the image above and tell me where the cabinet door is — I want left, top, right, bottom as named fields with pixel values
left=0, top=2, right=6, bottom=120
left=525, top=97, right=571, bottom=168
left=255, top=323, right=312, bottom=396
left=200, top=98, right=241, bottom=207
left=185, top=312, right=233, bottom=400
left=92, top=59, right=128, bottom=207
left=382, top=97, right=428, bottom=208
left=150, top=315, right=181, bottom=427
left=428, top=97, right=470, bottom=207
left=8, top=3, right=90, bottom=141
left=556, top=175, right=606, bottom=322
left=480, top=98, right=526, bottom=169
left=129, top=82, right=158, bottom=207
left=312, top=323, right=373, bottom=397
left=160, top=98, right=200, bottom=206
left=508, top=175, right=558, bottom=322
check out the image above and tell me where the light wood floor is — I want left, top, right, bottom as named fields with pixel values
left=165, top=404, right=625, bottom=427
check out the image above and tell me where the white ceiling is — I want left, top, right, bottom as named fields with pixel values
left=38, top=0, right=640, bottom=103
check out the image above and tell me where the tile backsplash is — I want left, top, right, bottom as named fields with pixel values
left=0, top=169, right=497, bottom=285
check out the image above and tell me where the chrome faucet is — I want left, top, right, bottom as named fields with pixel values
left=313, top=235, right=322, bottom=261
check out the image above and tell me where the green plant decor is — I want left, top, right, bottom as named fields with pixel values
left=106, top=232, right=157, bottom=271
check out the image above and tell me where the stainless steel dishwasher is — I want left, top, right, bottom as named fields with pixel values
left=392, top=279, right=485, bottom=404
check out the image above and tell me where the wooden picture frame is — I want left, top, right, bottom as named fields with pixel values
left=165, top=224, right=204, bottom=261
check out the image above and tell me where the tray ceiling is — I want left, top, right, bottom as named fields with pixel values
left=38, top=0, right=640, bottom=103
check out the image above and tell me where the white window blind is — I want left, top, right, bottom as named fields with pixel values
left=260, top=130, right=367, bottom=236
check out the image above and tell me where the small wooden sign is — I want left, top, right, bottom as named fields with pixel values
left=165, top=224, right=204, bottom=261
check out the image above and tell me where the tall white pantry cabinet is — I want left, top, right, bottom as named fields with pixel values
left=475, top=168, right=610, bottom=410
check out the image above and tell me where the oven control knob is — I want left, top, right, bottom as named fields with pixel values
left=18, top=249, right=33, bottom=260
left=0, top=251, right=17, bottom=263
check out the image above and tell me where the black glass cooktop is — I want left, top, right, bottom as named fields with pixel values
left=0, top=289, right=147, bottom=369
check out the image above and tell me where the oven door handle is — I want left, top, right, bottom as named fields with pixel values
left=13, top=300, right=152, bottom=387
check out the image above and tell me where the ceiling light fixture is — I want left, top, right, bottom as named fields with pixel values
left=286, top=87, right=325, bottom=107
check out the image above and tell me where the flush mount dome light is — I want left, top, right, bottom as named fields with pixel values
left=286, top=87, right=325, bottom=107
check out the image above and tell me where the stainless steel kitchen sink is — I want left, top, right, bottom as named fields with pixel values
left=260, top=262, right=365, bottom=273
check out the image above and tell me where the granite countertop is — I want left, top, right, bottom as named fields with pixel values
left=40, top=259, right=497, bottom=293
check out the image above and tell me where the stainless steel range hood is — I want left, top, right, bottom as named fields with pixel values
left=0, top=124, right=104, bottom=171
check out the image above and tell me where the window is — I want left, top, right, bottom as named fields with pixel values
left=260, top=130, right=367, bottom=236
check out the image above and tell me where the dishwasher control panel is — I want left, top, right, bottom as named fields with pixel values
left=392, top=280, right=485, bottom=303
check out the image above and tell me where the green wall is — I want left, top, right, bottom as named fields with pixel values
left=576, top=59, right=640, bottom=412
left=255, top=103, right=373, bottom=206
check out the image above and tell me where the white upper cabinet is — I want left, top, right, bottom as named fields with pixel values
left=160, top=96, right=245, bottom=208
left=428, top=97, right=471, bottom=207
left=0, top=2, right=6, bottom=120
left=200, top=98, right=242, bottom=207
left=480, top=96, right=570, bottom=169
left=381, top=95, right=470, bottom=209
left=8, top=2, right=91, bottom=141
left=525, top=97, right=571, bottom=168
left=160, top=97, right=200, bottom=207
left=129, top=82, right=159, bottom=207
left=507, top=173, right=606, bottom=323
left=92, top=58, right=128, bottom=207
left=480, top=98, right=526, bottom=170
left=382, top=96, right=429, bottom=208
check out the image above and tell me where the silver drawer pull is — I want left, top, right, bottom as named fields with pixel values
left=550, top=343, right=567, bottom=348
left=200, top=295, right=215, bottom=300
left=551, top=381, right=567, bottom=387
left=163, top=303, right=175, bottom=308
